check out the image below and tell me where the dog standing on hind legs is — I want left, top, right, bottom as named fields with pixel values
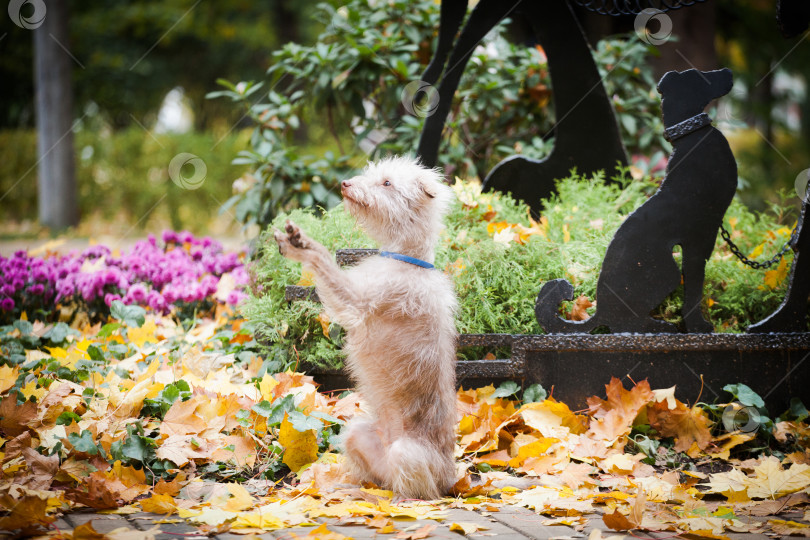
left=273, top=156, right=458, bottom=500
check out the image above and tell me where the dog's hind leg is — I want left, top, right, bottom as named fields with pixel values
left=385, top=438, right=448, bottom=501
left=681, top=242, right=714, bottom=333
left=341, top=417, right=389, bottom=486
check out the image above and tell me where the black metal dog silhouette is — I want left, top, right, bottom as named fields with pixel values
left=536, top=68, right=737, bottom=334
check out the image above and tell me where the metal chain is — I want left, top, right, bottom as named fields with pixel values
left=719, top=221, right=799, bottom=270
left=571, top=0, right=707, bottom=16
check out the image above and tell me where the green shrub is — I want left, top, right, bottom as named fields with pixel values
left=210, top=0, right=666, bottom=228
left=0, top=126, right=249, bottom=234
left=244, top=169, right=802, bottom=371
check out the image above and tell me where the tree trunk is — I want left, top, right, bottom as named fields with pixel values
left=33, top=0, right=78, bottom=229
left=649, top=3, right=718, bottom=79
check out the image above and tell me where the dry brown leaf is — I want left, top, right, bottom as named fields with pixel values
left=567, top=295, right=594, bottom=321
left=160, top=395, right=209, bottom=437
left=768, top=519, right=810, bottom=537
left=0, top=491, right=54, bottom=530
left=66, top=471, right=128, bottom=509
left=0, top=393, right=37, bottom=437
left=396, top=524, right=436, bottom=539
left=2, top=431, right=32, bottom=461
left=20, top=446, right=59, bottom=490
left=746, top=493, right=809, bottom=516
left=603, top=510, right=636, bottom=531
left=154, top=474, right=186, bottom=496
left=647, top=398, right=712, bottom=453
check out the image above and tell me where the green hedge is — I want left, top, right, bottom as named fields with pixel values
left=0, top=127, right=249, bottom=233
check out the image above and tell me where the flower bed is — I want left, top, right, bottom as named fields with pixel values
left=0, top=231, right=248, bottom=324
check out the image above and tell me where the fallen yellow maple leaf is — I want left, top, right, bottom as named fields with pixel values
left=763, top=258, right=789, bottom=290
left=0, top=365, right=19, bottom=394
left=259, top=373, right=279, bottom=402
left=746, top=456, right=810, bottom=499
left=449, top=522, right=489, bottom=535
left=139, top=493, right=177, bottom=515
left=279, top=412, right=318, bottom=473
left=290, top=523, right=352, bottom=539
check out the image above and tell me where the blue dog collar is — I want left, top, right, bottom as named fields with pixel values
left=379, top=251, right=435, bottom=269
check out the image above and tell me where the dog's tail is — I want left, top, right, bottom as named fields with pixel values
left=386, top=438, right=454, bottom=500
left=535, top=279, right=601, bottom=333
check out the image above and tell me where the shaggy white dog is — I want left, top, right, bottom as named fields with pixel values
left=274, top=156, right=457, bottom=499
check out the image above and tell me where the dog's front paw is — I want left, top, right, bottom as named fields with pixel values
left=273, top=220, right=314, bottom=263
left=285, top=220, right=310, bottom=249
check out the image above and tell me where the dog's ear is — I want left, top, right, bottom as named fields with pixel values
left=417, top=169, right=444, bottom=199
left=656, top=71, right=678, bottom=96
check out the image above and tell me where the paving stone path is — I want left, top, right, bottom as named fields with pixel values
left=31, top=506, right=795, bottom=539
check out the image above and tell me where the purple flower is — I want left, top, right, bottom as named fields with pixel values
left=1, top=230, right=247, bottom=323
left=128, top=283, right=148, bottom=303
left=226, top=290, right=246, bottom=305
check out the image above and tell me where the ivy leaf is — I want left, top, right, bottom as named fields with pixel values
left=723, top=383, right=766, bottom=408
left=110, top=300, right=146, bottom=328
left=289, top=410, right=324, bottom=432
left=789, top=398, right=808, bottom=422
left=97, top=322, right=122, bottom=338
left=252, top=400, right=274, bottom=418
left=523, top=384, right=548, bottom=404
left=56, top=411, right=82, bottom=425
left=267, top=394, right=296, bottom=426
left=492, top=381, right=520, bottom=399
left=43, top=322, right=71, bottom=344
left=121, top=434, right=151, bottom=462
left=68, top=430, right=99, bottom=455
left=86, top=345, right=106, bottom=363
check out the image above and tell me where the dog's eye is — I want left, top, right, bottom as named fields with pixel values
left=383, top=180, right=391, bottom=186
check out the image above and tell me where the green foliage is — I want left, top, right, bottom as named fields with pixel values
left=110, top=300, right=146, bottom=328
left=212, top=0, right=666, bottom=227
left=723, top=383, right=766, bottom=408
left=491, top=381, right=520, bottom=399
left=245, top=170, right=803, bottom=371
left=0, top=127, right=249, bottom=234
left=522, top=384, right=548, bottom=404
